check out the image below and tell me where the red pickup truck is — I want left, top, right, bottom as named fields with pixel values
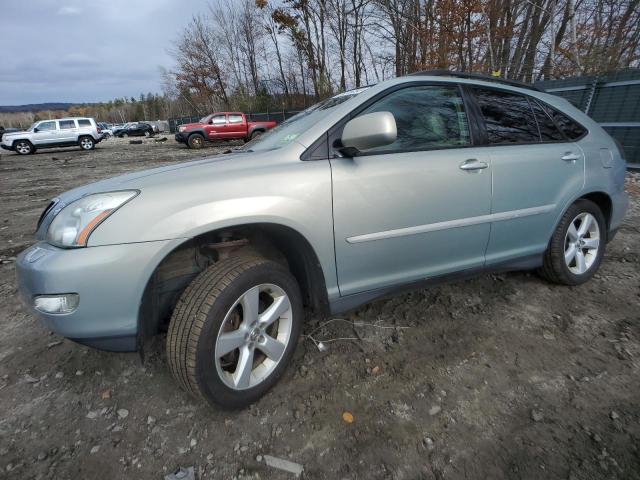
left=175, top=112, right=276, bottom=149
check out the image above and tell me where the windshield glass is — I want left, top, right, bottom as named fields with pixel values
left=28, top=122, right=37, bottom=131
left=238, top=87, right=370, bottom=153
left=199, top=115, right=212, bottom=124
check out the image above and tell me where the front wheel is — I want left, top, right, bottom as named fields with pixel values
left=187, top=133, right=204, bottom=149
left=166, top=255, right=302, bottom=409
left=539, top=199, right=606, bottom=285
left=14, top=140, right=34, bottom=155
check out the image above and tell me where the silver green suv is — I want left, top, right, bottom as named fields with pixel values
left=16, top=73, right=628, bottom=408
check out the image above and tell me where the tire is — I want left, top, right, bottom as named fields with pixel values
left=78, top=136, right=95, bottom=151
left=187, top=133, right=205, bottom=149
left=166, top=255, right=303, bottom=409
left=539, top=199, right=606, bottom=285
left=14, top=140, right=34, bottom=155
left=250, top=130, right=264, bottom=140
left=122, top=133, right=129, bottom=138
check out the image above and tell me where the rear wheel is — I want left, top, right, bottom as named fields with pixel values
left=250, top=130, right=263, bottom=140
left=187, top=133, right=205, bottom=149
left=539, top=199, right=606, bottom=285
left=166, top=255, right=303, bottom=409
left=14, top=140, right=34, bottom=155
left=79, top=136, right=95, bottom=150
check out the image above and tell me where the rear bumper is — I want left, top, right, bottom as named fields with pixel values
left=16, top=239, right=180, bottom=352
left=609, top=190, right=629, bottom=241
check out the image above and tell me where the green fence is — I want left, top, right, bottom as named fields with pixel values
left=535, top=69, right=640, bottom=166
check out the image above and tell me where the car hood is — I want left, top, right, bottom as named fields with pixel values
left=3, top=130, right=29, bottom=137
left=57, top=148, right=284, bottom=205
left=36, top=150, right=274, bottom=239
left=180, top=123, right=205, bottom=130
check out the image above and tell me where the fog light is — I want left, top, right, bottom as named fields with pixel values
left=34, top=294, right=79, bottom=314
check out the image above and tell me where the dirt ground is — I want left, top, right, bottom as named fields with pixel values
left=0, top=137, right=638, bottom=480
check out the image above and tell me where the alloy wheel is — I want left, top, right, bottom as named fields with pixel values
left=16, top=142, right=31, bottom=154
left=80, top=138, right=94, bottom=150
left=214, top=283, right=292, bottom=390
left=564, top=212, right=600, bottom=275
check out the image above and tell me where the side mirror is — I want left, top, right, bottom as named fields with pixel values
left=339, top=111, right=397, bottom=156
left=33, top=128, right=39, bottom=133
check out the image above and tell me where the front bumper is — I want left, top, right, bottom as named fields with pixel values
left=1, top=144, right=13, bottom=151
left=16, top=239, right=179, bottom=351
left=175, top=133, right=187, bottom=143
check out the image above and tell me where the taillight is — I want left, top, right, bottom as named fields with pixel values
left=97, top=127, right=102, bottom=133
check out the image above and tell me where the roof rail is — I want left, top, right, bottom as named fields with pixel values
left=407, top=70, right=543, bottom=92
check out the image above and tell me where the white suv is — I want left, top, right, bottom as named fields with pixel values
left=1, top=117, right=102, bottom=155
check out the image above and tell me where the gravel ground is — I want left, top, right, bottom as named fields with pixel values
left=0, top=138, right=639, bottom=480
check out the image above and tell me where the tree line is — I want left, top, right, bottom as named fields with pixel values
left=164, top=0, right=640, bottom=113
left=2, top=0, right=637, bottom=128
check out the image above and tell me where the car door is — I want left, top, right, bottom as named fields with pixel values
left=206, top=114, right=228, bottom=141
left=227, top=113, right=246, bottom=138
left=330, top=84, right=492, bottom=296
left=469, top=87, right=586, bottom=265
left=57, top=119, right=77, bottom=143
left=31, top=121, right=58, bottom=145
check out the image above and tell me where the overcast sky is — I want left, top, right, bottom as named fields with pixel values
left=0, top=0, right=209, bottom=105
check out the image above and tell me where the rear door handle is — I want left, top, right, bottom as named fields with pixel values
left=561, top=152, right=581, bottom=161
left=459, top=159, right=488, bottom=171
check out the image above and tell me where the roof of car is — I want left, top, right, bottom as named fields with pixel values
left=406, top=70, right=543, bottom=92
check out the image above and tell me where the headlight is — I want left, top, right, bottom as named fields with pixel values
left=46, top=191, right=138, bottom=247
left=178, top=126, right=186, bottom=133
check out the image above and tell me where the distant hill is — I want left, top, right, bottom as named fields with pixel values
left=0, top=103, right=76, bottom=113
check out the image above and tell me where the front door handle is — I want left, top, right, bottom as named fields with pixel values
left=561, top=152, right=581, bottom=161
left=459, top=159, right=488, bottom=171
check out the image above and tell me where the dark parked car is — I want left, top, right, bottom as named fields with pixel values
left=113, top=122, right=155, bottom=138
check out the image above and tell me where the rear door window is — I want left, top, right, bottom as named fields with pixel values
left=473, top=88, right=540, bottom=144
left=228, top=114, right=243, bottom=124
left=58, top=120, right=76, bottom=130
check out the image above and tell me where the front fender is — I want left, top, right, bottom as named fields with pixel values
left=85, top=154, right=339, bottom=300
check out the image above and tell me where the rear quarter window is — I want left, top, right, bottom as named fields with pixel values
left=538, top=101, right=587, bottom=140
left=77, top=119, right=92, bottom=127
left=529, top=100, right=565, bottom=141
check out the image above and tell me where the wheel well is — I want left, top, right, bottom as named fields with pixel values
left=580, top=192, right=612, bottom=230
left=138, top=223, right=329, bottom=342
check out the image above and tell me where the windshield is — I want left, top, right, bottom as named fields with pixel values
left=238, top=87, right=370, bottom=153
left=199, top=115, right=212, bottom=124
